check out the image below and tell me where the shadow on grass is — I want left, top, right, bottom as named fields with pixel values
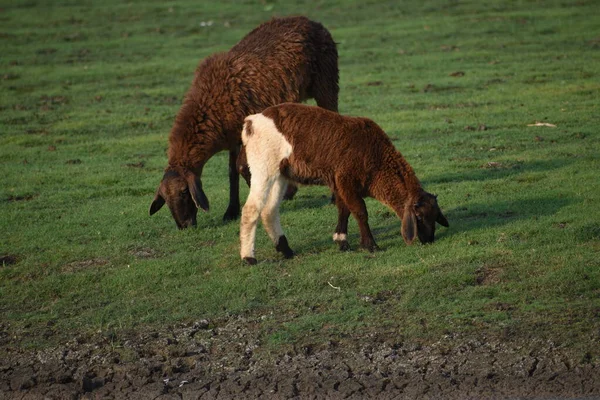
left=284, top=195, right=573, bottom=255
left=423, top=159, right=572, bottom=185
left=380, top=195, right=572, bottom=245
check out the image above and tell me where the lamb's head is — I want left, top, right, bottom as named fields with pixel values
left=401, top=191, right=448, bottom=244
left=149, top=169, right=209, bottom=229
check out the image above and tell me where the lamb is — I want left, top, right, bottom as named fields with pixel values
left=149, top=16, right=339, bottom=229
left=239, top=103, right=449, bottom=265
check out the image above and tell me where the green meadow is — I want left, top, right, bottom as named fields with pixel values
left=1, top=0, right=599, bottom=357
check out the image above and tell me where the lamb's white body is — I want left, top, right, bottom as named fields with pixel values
left=240, top=114, right=293, bottom=262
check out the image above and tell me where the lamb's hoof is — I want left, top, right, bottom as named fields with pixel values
left=276, top=235, right=295, bottom=259
left=338, top=241, right=350, bottom=251
left=243, top=257, right=257, bottom=265
left=223, top=208, right=240, bottom=222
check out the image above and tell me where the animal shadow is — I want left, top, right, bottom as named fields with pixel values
left=423, top=159, right=571, bottom=185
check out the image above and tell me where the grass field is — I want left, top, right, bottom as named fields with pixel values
left=1, top=0, right=599, bottom=360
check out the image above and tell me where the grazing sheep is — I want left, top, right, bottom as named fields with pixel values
left=240, top=103, right=449, bottom=265
left=149, top=16, right=339, bottom=229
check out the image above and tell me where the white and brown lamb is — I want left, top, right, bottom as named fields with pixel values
left=239, top=103, right=449, bottom=265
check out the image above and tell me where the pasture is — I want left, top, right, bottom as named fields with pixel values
left=1, top=0, right=599, bottom=396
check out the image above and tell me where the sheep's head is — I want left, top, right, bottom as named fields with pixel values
left=149, top=169, right=209, bottom=229
left=401, top=191, right=448, bottom=244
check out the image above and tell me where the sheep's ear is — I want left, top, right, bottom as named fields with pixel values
left=187, top=174, right=209, bottom=212
left=437, top=209, right=449, bottom=227
left=149, top=192, right=165, bottom=216
left=401, top=205, right=418, bottom=245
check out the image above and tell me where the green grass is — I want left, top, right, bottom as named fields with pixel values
left=1, top=0, right=599, bottom=356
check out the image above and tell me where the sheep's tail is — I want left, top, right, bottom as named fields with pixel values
left=241, top=116, right=255, bottom=146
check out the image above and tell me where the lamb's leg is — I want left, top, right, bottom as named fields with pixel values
left=333, top=194, right=351, bottom=251
left=224, top=149, right=241, bottom=222
left=336, top=179, right=379, bottom=252
left=261, top=176, right=294, bottom=259
left=351, top=198, right=378, bottom=252
left=240, top=178, right=274, bottom=265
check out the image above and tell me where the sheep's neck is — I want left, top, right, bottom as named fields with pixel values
left=167, top=107, right=227, bottom=175
left=374, top=152, right=423, bottom=216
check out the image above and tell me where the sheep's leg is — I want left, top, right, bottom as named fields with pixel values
left=261, top=176, right=294, bottom=259
left=223, top=149, right=241, bottom=222
left=312, top=56, right=340, bottom=205
left=336, top=182, right=379, bottom=252
left=333, top=194, right=351, bottom=251
left=240, top=177, right=275, bottom=265
left=352, top=198, right=378, bottom=252
left=352, top=199, right=378, bottom=252
left=311, top=52, right=339, bottom=113
left=314, top=91, right=339, bottom=113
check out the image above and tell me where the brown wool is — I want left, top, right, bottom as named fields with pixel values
left=150, top=16, right=339, bottom=228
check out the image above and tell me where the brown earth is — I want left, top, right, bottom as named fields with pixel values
left=1, top=316, right=599, bottom=399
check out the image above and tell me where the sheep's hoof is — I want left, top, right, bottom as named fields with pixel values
left=276, top=236, right=295, bottom=259
left=338, top=241, right=350, bottom=251
left=223, top=208, right=240, bottom=222
left=243, top=257, right=257, bottom=265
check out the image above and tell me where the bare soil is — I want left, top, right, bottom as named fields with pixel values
left=1, top=316, right=599, bottom=399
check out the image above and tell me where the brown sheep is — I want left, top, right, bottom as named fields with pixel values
left=239, top=103, right=449, bottom=265
left=149, top=16, right=339, bottom=229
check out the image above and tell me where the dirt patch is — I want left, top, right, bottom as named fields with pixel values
left=475, top=265, right=504, bottom=285
left=159, top=95, right=178, bottom=105
left=62, top=258, right=108, bottom=273
left=464, top=124, right=488, bottom=131
left=0, top=254, right=18, bottom=266
left=39, top=95, right=69, bottom=111
left=125, top=161, right=145, bottom=168
left=5, top=194, right=36, bottom=202
left=129, top=247, right=159, bottom=259
left=0, top=316, right=598, bottom=399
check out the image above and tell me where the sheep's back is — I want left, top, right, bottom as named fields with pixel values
left=263, top=103, right=394, bottom=177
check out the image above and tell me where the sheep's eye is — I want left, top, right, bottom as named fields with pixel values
left=181, top=188, right=189, bottom=195
left=416, top=215, right=422, bottom=222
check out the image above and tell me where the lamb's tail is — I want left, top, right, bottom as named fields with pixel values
left=241, top=116, right=256, bottom=145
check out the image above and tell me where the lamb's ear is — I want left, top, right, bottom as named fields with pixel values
left=149, top=192, right=165, bottom=216
left=187, top=174, right=209, bottom=212
left=437, top=209, right=449, bottom=227
left=401, top=205, right=418, bottom=245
